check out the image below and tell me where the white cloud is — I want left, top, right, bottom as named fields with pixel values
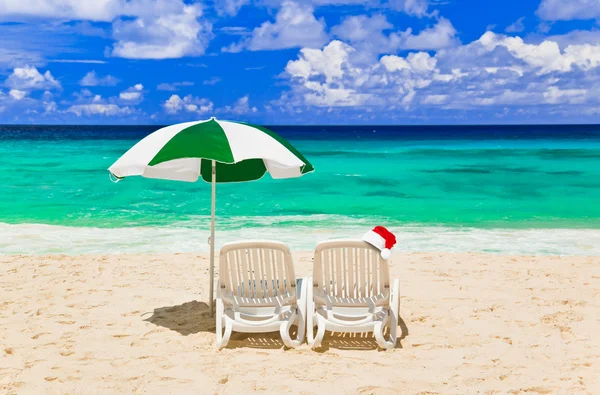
left=9, top=89, right=27, bottom=100
left=0, top=48, right=44, bottom=69
left=43, top=100, right=58, bottom=113
left=59, top=82, right=145, bottom=118
left=257, top=0, right=437, bottom=17
left=246, top=1, right=328, bottom=51
left=214, top=0, right=249, bottom=16
left=545, top=29, right=600, bottom=47
left=221, top=95, right=257, bottom=114
left=111, top=3, right=212, bottom=59
left=218, top=26, right=249, bottom=35
left=279, top=30, right=600, bottom=115
left=505, top=17, right=525, bottom=33
left=332, top=14, right=392, bottom=45
left=67, top=103, right=132, bottom=116
left=421, top=94, right=448, bottom=105
left=119, top=83, right=143, bottom=101
left=331, top=15, right=457, bottom=59
left=0, top=0, right=215, bottom=60
left=156, top=81, right=195, bottom=91
left=221, top=41, right=246, bottom=53
left=387, top=0, right=431, bottom=17
left=538, top=22, right=552, bottom=34
left=470, top=90, right=536, bottom=107
left=380, top=52, right=437, bottom=73
left=0, top=22, right=87, bottom=69
left=537, top=0, right=600, bottom=21
left=286, top=40, right=352, bottom=83
left=543, top=86, right=587, bottom=104
left=306, top=0, right=370, bottom=5
left=0, top=0, right=200, bottom=22
left=73, top=89, right=94, bottom=99
left=479, top=31, right=600, bottom=73
left=119, top=92, right=140, bottom=101
left=331, top=14, right=394, bottom=58
left=50, top=59, right=107, bottom=64
left=79, top=71, right=119, bottom=86
left=5, top=66, right=61, bottom=91
left=163, top=94, right=213, bottom=115
left=397, top=17, right=458, bottom=50
left=261, top=0, right=433, bottom=18
left=203, top=77, right=222, bottom=85
left=285, top=40, right=373, bottom=107
left=0, top=68, right=141, bottom=118
left=0, top=0, right=125, bottom=21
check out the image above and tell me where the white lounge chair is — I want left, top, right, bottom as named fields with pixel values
left=307, top=240, right=400, bottom=350
left=215, top=240, right=307, bottom=349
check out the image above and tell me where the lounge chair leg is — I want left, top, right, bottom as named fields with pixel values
left=388, top=278, right=400, bottom=346
left=311, top=315, right=326, bottom=349
left=306, top=279, right=318, bottom=347
left=387, top=313, right=397, bottom=348
left=216, top=319, right=232, bottom=350
left=295, top=307, right=305, bottom=346
left=215, top=298, right=232, bottom=349
left=374, top=316, right=395, bottom=350
left=295, top=277, right=307, bottom=345
left=280, top=309, right=301, bottom=348
left=280, top=277, right=307, bottom=348
left=374, top=279, right=400, bottom=350
left=306, top=307, right=316, bottom=347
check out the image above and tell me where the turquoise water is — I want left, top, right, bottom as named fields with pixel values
left=1, top=125, right=600, bottom=254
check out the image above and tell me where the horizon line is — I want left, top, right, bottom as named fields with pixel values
left=1, top=123, right=600, bottom=128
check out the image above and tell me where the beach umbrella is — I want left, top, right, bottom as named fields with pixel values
left=108, top=118, right=314, bottom=315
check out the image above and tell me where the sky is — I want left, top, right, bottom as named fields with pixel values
left=0, top=0, right=599, bottom=125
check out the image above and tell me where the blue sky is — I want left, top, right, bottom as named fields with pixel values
left=0, top=0, right=599, bottom=124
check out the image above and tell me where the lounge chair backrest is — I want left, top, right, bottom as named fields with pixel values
left=313, top=240, right=390, bottom=299
left=219, top=241, right=297, bottom=299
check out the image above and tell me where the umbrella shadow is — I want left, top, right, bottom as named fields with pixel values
left=143, top=300, right=215, bottom=335
left=142, top=300, right=298, bottom=349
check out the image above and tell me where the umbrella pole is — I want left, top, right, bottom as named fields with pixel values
left=209, top=160, right=216, bottom=317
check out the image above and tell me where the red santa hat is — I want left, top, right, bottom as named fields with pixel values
left=362, top=226, right=396, bottom=259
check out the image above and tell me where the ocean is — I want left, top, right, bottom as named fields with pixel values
left=1, top=124, right=600, bottom=255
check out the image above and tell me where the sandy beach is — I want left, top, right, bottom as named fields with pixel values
left=1, top=251, right=599, bottom=394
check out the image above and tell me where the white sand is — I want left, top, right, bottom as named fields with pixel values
left=1, top=252, right=599, bottom=394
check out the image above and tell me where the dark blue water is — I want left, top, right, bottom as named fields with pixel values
left=2, top=124, right=600, bottom=141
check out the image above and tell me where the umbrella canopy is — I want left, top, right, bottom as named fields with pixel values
left=109, top=118, right=313, bottom=182
left=108, top=118, right=314, bottom=316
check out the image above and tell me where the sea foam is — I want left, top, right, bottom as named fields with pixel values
left=1, top=222, right=599, bottom=256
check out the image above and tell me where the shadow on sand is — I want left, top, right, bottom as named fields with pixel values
left=311, top=315, right=409, bottom=352
left=143, top=300, right=409, bottom=351
left=142, top=300, right=215, bottom=335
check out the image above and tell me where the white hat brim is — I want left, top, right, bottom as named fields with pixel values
left=362, top=230, right=385, bottom=251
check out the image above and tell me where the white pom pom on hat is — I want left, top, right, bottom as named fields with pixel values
left=380, top=247, right=391, bottom=260
left=361, top=226, right=396, bottom=259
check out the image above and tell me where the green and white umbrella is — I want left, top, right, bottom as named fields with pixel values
left=109, top=117, right=314, bottom=314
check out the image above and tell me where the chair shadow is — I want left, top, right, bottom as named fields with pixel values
left=142, top=300, right=215, bottom=335
left=313, top=314, right=409, bottom=352
left=224, top=327, right=301, bottom=350
left=142, top=300, right=409, bottom=351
